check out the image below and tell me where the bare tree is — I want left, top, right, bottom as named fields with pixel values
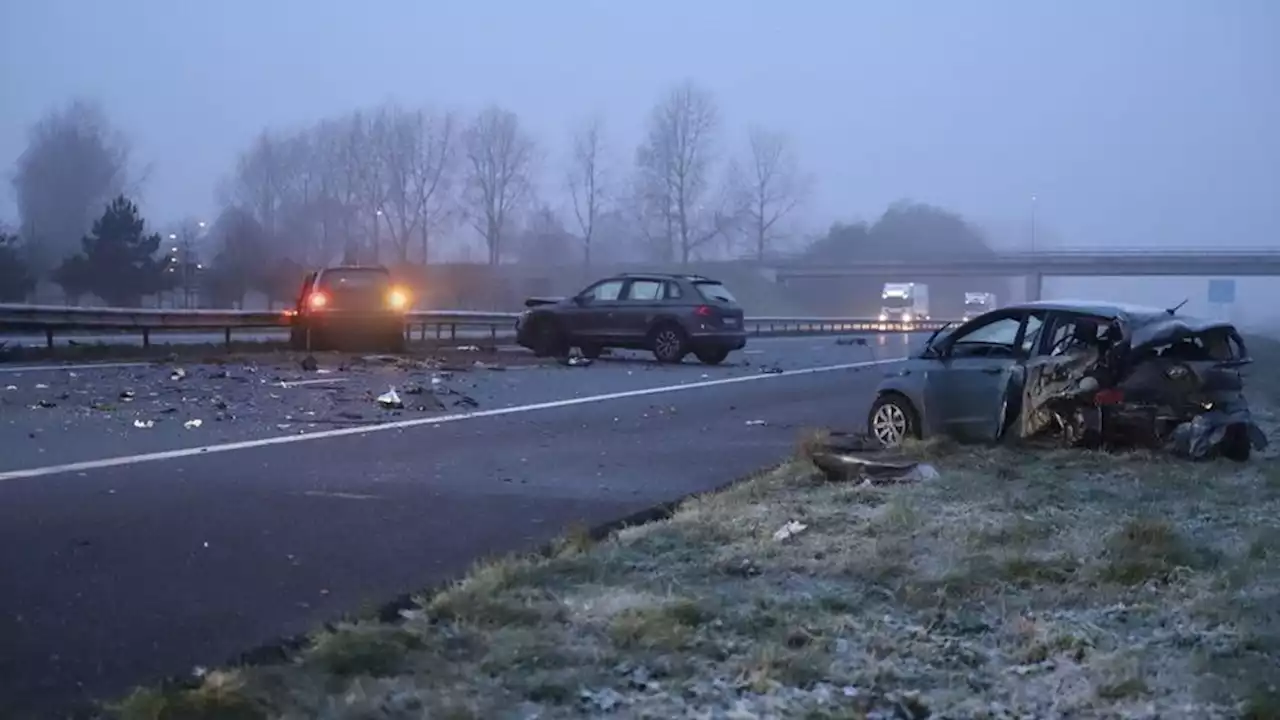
left=380, top=106, right=458, bottom=264
left=565, top=115, right=610, bottom=267
left=634, top=80, right=726, bottom=264
left=12, top=98, right=137, bottom=273
left=738, top=127, right=810, bottom=261
left=462, top=106, right=536, bottom=265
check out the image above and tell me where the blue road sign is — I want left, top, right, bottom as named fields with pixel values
left=1207, top=279, right=1236, bottom=304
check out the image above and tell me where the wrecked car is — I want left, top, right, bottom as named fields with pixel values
left=867, top=300, right=1268, bottom=460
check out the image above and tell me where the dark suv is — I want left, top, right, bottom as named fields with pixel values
left=289, top=265, right=410, bottom=352
left=514, top=273, right=747, bottom=364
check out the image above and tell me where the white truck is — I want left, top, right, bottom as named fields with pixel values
left=879, top=282, right=930, bottom=323
left=963, top=291, right=997, bottom=320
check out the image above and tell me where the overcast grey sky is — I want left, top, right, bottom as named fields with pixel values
left=2, top=0, right=1277, bottom=250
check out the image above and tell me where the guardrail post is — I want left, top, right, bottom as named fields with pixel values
left=435, top=324, right=442, bottom=340
left=224, top=327, right=231, bottom=349
left=45, top=329, right=53, bottom=349
left=450, top=324, right=457, bottom=341
left=142, top=329, right=150, bottom=349
left=490, top=324, right=497, bottom=341
left=419, top=323, right=425, bottom=341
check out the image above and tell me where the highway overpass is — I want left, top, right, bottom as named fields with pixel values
left=763, top=248, right=1280, bottom=300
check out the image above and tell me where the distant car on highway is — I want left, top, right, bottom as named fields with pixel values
left=515, top=273, right=747, bottom=364
left=289, top=265, right=410, bottom=352
left=866, top=299, right=1267, bottom=460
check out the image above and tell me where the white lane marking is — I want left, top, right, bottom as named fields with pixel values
left=0, top=357, right=903, bottom=483
left=277, top=378, right=349, bottom=388
left=301, top=490, right=380, bottom=500
left=0, top=361, right=154, bottom=374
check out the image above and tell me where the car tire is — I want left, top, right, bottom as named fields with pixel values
left=579, top=343, right=603, bottom=360
left=1221, top=424, right=1251, bottom=462
left=531, top=317, right=570, bottom=358
left=868, top=393, right=920, bottom=448
left=649, top=323, right=689, bottom=364
left=695, top=347, right=730, bottom=365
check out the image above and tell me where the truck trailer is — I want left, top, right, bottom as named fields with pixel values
left=879, top=282, right=930, bottom=323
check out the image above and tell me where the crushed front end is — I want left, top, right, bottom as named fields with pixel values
left=1020, top=316, right=1268, bottom=460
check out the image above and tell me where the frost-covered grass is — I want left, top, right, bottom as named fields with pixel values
left=110, top=434, right=1280, bottom=719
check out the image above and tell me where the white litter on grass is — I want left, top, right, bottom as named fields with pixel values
left=170, top=368, right=186, bottom=381
left=376, top=388, right=404, bottom=409
left=183, top=419, right=203, bottom=429
left=4, top=385, right=15, bottom=391
left=133, top=420, right=155, bottom=429
left=34, top=383, right=49, bottom=389
left=745, top=419, right=767, bottom=426
left=430, top=376, right=444, bottom=386
left=773, top=520, right=808, bottom=541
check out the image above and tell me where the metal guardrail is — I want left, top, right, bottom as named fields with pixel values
left=0, top=303, right=955, bottom=349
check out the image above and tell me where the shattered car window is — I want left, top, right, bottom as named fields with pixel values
left=1020, top=313, right=1046, bottom=354
left=953, top=316, right=1022, bottom=348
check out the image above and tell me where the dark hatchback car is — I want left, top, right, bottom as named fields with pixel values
left=515, top=273, right=748, bottom=364
left=289, top=265, right=410, bottom=352
left=866, top=299, right=1268, bottom=460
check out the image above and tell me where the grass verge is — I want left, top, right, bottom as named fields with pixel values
left=109, top=432, right=1280, bottom=718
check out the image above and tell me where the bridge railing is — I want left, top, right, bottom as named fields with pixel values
left=0, top=303, right=957, bottom=349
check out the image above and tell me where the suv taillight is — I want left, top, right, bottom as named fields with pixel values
left=694, top=305, right=715, bottom=317
left=307, top=291, right=328, bottom=310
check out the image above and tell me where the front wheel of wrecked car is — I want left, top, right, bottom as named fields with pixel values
left=1221, top=424, right=1252, bottom=462
left=868, top=394, right=919, bottom=448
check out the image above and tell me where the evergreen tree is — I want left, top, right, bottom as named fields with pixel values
left=0, top=232, right=36, bottom=302
left=54, top=195, right=174, bottom=306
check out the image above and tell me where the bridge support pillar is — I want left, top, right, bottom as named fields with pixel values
left=1024, top=272, right=1043, bottom=302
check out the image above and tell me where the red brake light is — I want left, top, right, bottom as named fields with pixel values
left=694, top=305, right=715, bottom=317
left=307, top=291, right=328, bottom=310
left=1094, top=388, right=1124, bottom=405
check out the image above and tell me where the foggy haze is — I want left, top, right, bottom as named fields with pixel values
left=1, top=0, right=1278, bottom=320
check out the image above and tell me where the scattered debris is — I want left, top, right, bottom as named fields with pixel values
left=32, top=399, right=56, bottom=409
left=456, top=345, right=481, bottom=352
left=835, top=337, right=868, bottom=346
left=34, top=383, right=49, bottom=389
left=772, top=520, right=808, bottom=541
left=745, top=419, right=767, bottom=426
left=133, top=420, right=154, bottom=429
left=183, top=419, right=203, bottom=429
left=808, top=434, right=941, bottom=484
left=4, top=385, right=15, bottom=391
left=170, top=368, right=187, bottom=381
left=760, top=364, right=784, bottom=374
left=376, top=388, right=404, bottom=409
left=299, top=355, right=319, bottom=372
left=120, top=390, right=135, bottom=401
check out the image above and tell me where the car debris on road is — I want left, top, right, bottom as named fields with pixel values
left=867, top=300, right=1270, bottom=461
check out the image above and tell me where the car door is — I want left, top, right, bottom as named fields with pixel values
left=614, top=278, right=666, bottom=342
left=925, top=310, right=1044, bottom=442
left=565, top=278, right=625, bottom=341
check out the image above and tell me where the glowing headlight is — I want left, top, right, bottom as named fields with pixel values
left=878, top=313, right=888, bottom=322
left=386, top=288, right=409, bottom=310
left=902, top=313, right=913, bottom=323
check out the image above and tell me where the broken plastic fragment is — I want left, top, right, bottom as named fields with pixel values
left=773, top=520, right=808, bottom=541
left=170, top=368, right=187, bottom=381
left=456, top=345, right=480, bottom=352
left=300, top=355, right=318, bottom=372
left=35, top=383, right=49, bottom=389
left=4, top=385, right=15, bottom=391
left=745, top=419, right=767, bottom=426
left=183, top=419, right=203, bottom=429
left=376, top=388, right=404, bottom=409
left=120, top=390, right=135, bottom=400
left=133, top=419, right=155, bottom=429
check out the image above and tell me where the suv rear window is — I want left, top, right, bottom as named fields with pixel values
left=694, top=281, right=737, bottom=304
left=318, top=269, right=391, bottom=290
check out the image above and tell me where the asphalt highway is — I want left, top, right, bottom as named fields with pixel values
left=0, top=333, right=926, bottom=718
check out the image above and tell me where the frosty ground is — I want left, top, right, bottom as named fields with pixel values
left=109, top=341, right=1280, bottom=720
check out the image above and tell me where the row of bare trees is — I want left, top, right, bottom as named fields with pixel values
left=212, top=79, right=812, bottom=272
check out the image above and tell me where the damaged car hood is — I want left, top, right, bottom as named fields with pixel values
left=524, top=296, right=566, bottom=308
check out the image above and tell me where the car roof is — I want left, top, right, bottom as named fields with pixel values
left=319, top=265, right=390, bottom=273
left=610, top=273, right=721, bottom=283
left=1006, top=299, right=1177, bottom=320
